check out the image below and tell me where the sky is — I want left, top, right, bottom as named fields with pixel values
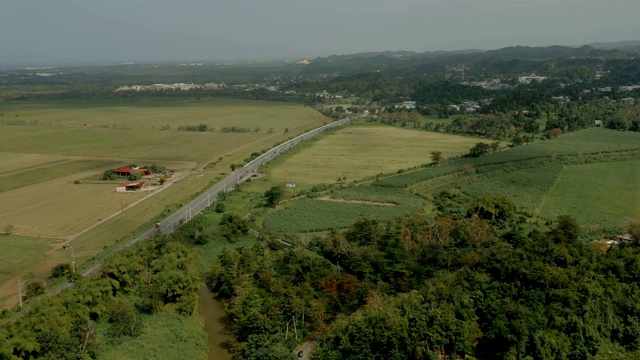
left=1, top=0, right=640, bottom=66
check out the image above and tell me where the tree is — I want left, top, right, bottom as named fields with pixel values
left=26, top=281, right=45, bottom=298
left=468, top=142, right=490, bottom=157
left=264, top=186, right=283, bottom=208
left=627, top=219, right=640, bottom=243
left=102, top=169, right=118, bottom=180
left=512, top=134, right=524, bottom=147
left=128, top=171, right=142, bottom=181
left=107, top=300, right=143, bottom=338
left=219, top=214, right=249, bottom=241
left=50, top=263, right=71, bottom=278
left=430, top=151, right=443, bottom=166
left=548, top=215, right=581, bottom=244
left=4, top=224, right=14, bottom=235
left=197, top=123, right=208, bottom=132
left=490, top=141, right=500, bottom=153
left=467, top=197, right=516, bottom=222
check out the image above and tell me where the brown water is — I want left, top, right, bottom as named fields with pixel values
left=197, top=285, right=233, bottom=360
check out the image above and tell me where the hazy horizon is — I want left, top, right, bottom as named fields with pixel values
left=2, top=0, right=640, bottom=67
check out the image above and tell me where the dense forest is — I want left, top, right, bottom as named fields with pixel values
left=207, top=193, right=640, bottom=359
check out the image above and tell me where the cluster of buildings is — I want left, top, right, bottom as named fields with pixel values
left=518, top=75, right=547, bottom=84
left=463, top=79, right=512, bottom=90
left=114, top=82, right=225, bottom=92
left=448, top=99, right=492, bottom=113
left=594, top=234, right=636, bottom=251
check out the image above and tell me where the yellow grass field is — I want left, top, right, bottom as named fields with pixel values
left=259, top=125, right=483, bottom=188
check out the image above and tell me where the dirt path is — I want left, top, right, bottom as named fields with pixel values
left=317, top=196, right=397, bottom=206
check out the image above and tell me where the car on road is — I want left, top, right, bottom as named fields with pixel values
left=297, top=350, right=304, bottom=357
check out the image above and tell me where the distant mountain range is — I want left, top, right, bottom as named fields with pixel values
left=298, top=41, right=640, bottom=77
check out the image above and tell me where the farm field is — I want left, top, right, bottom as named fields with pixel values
left=264, top=186, right=425, bottom=233
left=0, top=98, right=328, bottom=167
left=537, top=161, right=640, bottom=235
left=0, top=152, right=70, bottom=174
left=0, top=97, right=332, bottom=308
left=376, top=128, right=640, bottom=188
left=0, top=97, right=328, bottom=238
left=250, top=125, right=483, bottom=191
left=0, top=235, right=55, bottom=304
left=411, top=164, right=565, bottom=216
left=0, top=172, right=149, bottom=237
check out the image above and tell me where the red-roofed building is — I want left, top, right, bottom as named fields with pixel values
left=115, top=180, right=145, bottom=192
left=115, top=168, right=152, bottom=177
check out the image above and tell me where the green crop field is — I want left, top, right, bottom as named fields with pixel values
left=376, top=128, right=640, bottom=188
left=264, top=186, right=425, bottom=233
left=398, top=129, right=640, bottom=239
left=249, top=125, right=483, bottom=191
left=537, top=161, right=640, bottom=235
left=412, top=164, right=565, bottom=216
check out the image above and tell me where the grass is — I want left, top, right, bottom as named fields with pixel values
left=245, top=125, right=483, bottom=192
left=264, top=186, right=425, bottom=233
left=97, top=311, right=208, bottom=360
left=0, top=235, right=57, bottom=297
left=537, top=161, right=640, bottom=236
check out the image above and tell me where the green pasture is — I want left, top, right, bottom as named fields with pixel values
left=246, top=125, right=483, bottom=192
left=538, top=161, right=640, bottom=235
left=264, top=186, right=425, bottom=233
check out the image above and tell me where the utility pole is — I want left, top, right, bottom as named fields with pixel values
left=71, top=247, right=76, bottom=274
left=18, top=278, right=22, bottom=308
left=120, top=199, right=123, bottom=213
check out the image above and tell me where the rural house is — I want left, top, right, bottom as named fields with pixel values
left=115, top=167, right=152, bottom=177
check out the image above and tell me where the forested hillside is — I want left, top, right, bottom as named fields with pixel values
left=211, top=203, right=640, bottom=359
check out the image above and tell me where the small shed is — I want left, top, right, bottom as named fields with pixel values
left=115, top=180, right=145, bottom=192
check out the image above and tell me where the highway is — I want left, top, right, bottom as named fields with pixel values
left=2, top=114, right=360, bottom=324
